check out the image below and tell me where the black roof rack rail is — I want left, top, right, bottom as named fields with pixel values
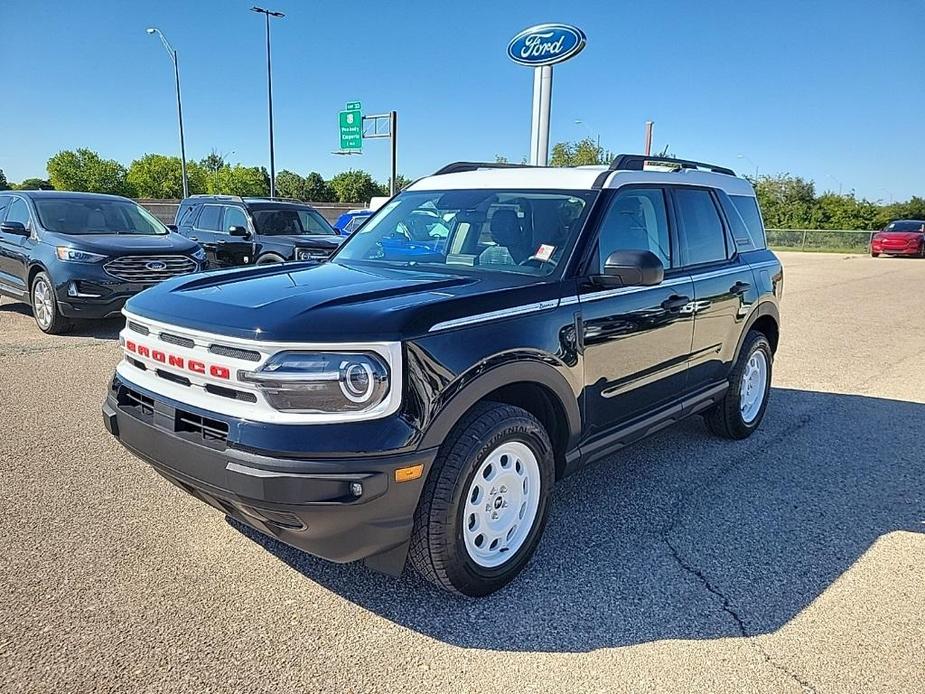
left=608, top=154, right=736, bottom=176
left=432, top=161, right=537, bottom=176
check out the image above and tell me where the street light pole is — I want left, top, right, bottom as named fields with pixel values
left=251, top=6, right=284, bottom=199
left=737, top=153, right=758, bottom=180
left=146, top=28, right=188, bottom=199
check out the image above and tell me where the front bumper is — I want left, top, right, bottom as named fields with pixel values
left=102, top=377, right=436, bottom=572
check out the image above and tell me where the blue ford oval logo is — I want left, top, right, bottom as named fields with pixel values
left=145, top=261, right=167, bottom=271
left=507, top=23, right=586, bottom=67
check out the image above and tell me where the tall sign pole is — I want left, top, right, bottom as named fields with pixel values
left=251, top=6, right=285, bottom=198
left=508, top=23, right=586, bottom=166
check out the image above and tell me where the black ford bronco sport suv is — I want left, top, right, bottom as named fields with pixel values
left=172, top=195, right=342, bottom=267
left=103, top=155, right=782, bottom=596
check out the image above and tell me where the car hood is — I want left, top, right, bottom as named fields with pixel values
left=48, top=231, right=199, bottom=255
left=266, top=234, right=343, bottom=248
left=127, top=260, right=557, bottom=341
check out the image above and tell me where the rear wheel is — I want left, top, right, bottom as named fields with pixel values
left=705, top=330, right=772, bottom=439
left=409, top=402, right=554, bottom=596
left=31, top=272, right=70, bottom=335
left=871, top=251, right=880, bottom=257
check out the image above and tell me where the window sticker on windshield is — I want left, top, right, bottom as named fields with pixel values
left=535, top=244, right=555, bottom=262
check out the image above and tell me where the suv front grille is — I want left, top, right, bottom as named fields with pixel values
left=104, top=255, right=197, bottom=283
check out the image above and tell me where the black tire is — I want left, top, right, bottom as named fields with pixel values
left=409, top=402, right=555, bottom=596
left=871, top=252, right=880, bottom=257
left=256, top=254, right=285, bottom=265
left=30, top=271, right=71, bottom=335
left=705, top=330, right=772, bottom=439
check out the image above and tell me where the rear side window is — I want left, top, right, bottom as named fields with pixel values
left=729, top=195, right=767, bottom=250
left=595, top=188, right=671, bottom=269
left=673, top=188, right=728, bottom=266
left=196, top=205, right=223, bottom=231
left=0, top=196, right=10, bottom=220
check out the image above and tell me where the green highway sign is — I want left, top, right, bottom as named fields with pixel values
left=339, top=109, right=362, bottom=150
left=346, top=101, right=362, bottom=112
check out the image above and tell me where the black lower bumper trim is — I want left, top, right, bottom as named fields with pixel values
left=102, top=395, right=437, bottom=569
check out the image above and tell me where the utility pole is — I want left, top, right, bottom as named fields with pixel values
left=146, top=28, right=188, bottom=198
left=251, top=6, right=284, bottom=198
left=644, top=121, right=654, bottom=156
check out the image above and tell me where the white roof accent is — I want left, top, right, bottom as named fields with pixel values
left=408, top=165, right=756, bottom=197
left=408, top=167, right=605, bottom=191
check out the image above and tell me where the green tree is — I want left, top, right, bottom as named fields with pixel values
left=388, top=174, right=413, bottom=193
left=494, top=155, right=509, bottom=164
left=275, top=170, right=305, bottom=199
left=200, top=149, right=226, bottom=174
left=303, top=171, right=334, bottom=202
left=0, top=169, right=9, bottom=190
left=329, top=170, right=383, bottom=203
left=47, top=148, right=134, bottom=196
left=127, top=154, right=206, bottom=198
left=16, top=178, right=54, bottom=190
left=206, top=165, right=269, bottom=197
left=549, top=137, right=612, bottom=167
left=753, top=174, right=820, bottom=229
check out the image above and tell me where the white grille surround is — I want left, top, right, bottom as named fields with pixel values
left=117, top=310, right=403, bottom=424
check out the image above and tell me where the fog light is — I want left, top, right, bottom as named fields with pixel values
left=67, top=281, right=102, bottom=298
left=349, top=482, right=363, bottom=497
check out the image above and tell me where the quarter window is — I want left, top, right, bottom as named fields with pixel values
left=673, top=188, right=728, bottom=266
left=729, top=195, right=767, bottom=250
left=6, top=198, right=31, bottom=227
left=595, top=188, right=670, bottom=271
left=196, top=205, right=223, bottom=231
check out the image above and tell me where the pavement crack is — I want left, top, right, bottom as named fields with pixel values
left=658, top=410, right=820, bottom=692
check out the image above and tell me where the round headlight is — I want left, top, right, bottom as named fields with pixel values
left=341, top=360, right=375, bottom=402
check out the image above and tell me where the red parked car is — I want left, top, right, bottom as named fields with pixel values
left=871, top=220, right=925, bottom=257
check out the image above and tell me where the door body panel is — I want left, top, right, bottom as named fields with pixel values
left=687, top=262, right=758, bottom=388
left=580, top=277, right=695, bottom=440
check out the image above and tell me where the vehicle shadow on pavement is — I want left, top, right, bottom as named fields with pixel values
left=230, top=387, right=924, bottom=652
left=0, top=300, right=122, bottom=340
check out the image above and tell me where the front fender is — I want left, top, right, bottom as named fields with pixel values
left=418, top=352, right=582, bottom=451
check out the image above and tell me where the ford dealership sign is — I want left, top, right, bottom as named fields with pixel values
left=507, top=23, right=586, bottom=67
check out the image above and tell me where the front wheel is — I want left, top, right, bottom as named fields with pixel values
left=705, top=330, right=772, bottom=439
left=871, top=251, right=880, bottom=257
left=31, top=272, right=70, bottom=334
left=409, top=402, right=555, bottom=596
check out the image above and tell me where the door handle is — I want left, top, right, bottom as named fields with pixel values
left=661, top=295, right=691, bottom=312
left=189, top=236, right=199, bottom=242
left=730, top=281, right=751, bottom=296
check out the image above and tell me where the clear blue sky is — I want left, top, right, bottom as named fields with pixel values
left=3, top=0, right=923, bottom=202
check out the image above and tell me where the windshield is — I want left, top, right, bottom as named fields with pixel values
left=251, top=208, right=337, bottom=236
left=336, top=189, right=597, bottom=276
left=33, top=198, right=167, bottom=235
left=885, top=221, right=925, bottom=232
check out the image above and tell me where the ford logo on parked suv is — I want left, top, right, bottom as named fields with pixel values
left=507, top=23, right=587, bottom=66
left=145, top=261, right=168, bottom=271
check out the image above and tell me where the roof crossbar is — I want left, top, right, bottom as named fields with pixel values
left=432, top=161, right=537, bottom=176
left=608, top=154, right=735, bottom=176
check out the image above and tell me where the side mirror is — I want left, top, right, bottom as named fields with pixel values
left=0, top=221, right=29, bottom=236
left=228, top=225, right=250, bottom=238
left=165, top=224, right=178, bottom=232
left=596, top=249, right=664, bottom=288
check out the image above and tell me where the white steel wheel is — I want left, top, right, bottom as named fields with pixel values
left=32, top=276, right=54, bottom=330
left=462, top=441, right=541, bottom=568
left=740, top=349, right=769, bottom=424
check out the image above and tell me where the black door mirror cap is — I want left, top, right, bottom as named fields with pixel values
left=228, top=225, right=250, bottom=238
left=0, top=221, right=29, bottom=236
left=595, top=249, right=665, bottom=288
left=165, top=223, right=179, bottom=232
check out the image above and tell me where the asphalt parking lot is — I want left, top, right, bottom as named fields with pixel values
left=0, top=251, right=922, bottom=693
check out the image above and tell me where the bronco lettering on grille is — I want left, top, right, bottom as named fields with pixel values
left=125, top=340, right=231, bottom=381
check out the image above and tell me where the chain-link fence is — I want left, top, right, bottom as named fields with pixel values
left=766, top=229, right=874, bottom=253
